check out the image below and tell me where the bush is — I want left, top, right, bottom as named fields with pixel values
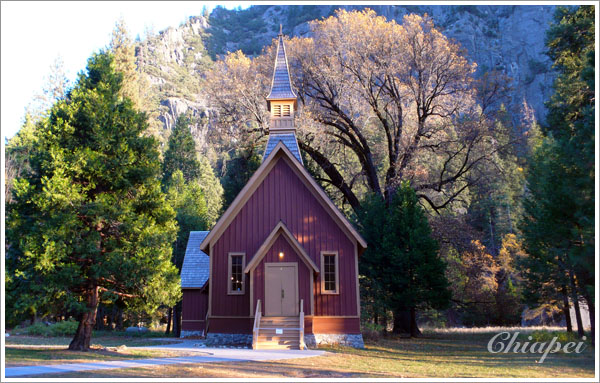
left=526, top=330, right=586, bottom=344
left=20, top=319, right=79, bottom=337
left=362, top=322, right=385, bottom=342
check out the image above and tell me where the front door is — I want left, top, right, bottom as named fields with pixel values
left=265, top=263, right=298, bottom=316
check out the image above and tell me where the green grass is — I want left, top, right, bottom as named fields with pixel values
left=4, top=347, right=166, bottom=366
left=7, top=328, right=594, bottom=378
left=5, top=335, right=176, bottom=347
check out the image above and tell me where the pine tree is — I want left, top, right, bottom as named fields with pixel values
left=162, top=115, right=201, bottom=185
left=357, top=182, right=450, bottom=336
left=520, top=5, right=594, bottom=340
left=6, top=51, right=180, bottom=350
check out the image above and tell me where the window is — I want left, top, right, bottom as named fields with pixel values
left=273, top=104, right=282, bottom=117
left=321, top=252, right=339, bottom=294
left=282, top=104, right=291, bottom=117
left=228, top=253, right=246, bottom=295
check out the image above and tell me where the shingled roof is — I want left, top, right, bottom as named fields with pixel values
left=263, top=133, right=303, bottom=164
left=266, top=33, right=296, bottom=101
left=181, top=231, right=210, bottom=288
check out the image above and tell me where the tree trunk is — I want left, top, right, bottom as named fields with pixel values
left=583, top=293, right=594, bottom=345
left=165, top=307, right=172, bottom=335
left=410, top=307, right=421, bottom=338
left=392, top=310, right=410, bottom=334
left=568, top=271, right=585, bottom=338
left=392, top=308, right=421, bottom=337
left=561, top=285, right=573, bottom=333
left=69, top=286, right=99, bottom=351
left=173, top=301, right=182, bottom=337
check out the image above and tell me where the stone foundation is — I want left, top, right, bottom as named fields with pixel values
left=205, top=333, right=252, bottom=347
left=180, top=330, right=204, bottom=338
left=304, top=333, right=365, bottom=348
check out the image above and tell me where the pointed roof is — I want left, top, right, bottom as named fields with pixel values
left=266, top=30, right=296, bottom=101
left=244, top=221, right=320, bottom=274
left=200, top=142, right=367, bottom=253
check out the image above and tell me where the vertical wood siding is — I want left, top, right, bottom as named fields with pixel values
left=212, top=158, right=357, bottom=318
left=182, top=289, right=208, bottom=332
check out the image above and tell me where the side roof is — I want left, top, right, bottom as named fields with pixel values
left=200, top=142, right=367, bottom=252
left=181, top=231, right=210, bottom=288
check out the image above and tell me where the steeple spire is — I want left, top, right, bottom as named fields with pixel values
left=266, top=31, right=296, bottom=107
left=263, top=27, right=302, bottom=164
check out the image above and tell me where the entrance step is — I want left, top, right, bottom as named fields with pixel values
left=254, top=316, right=302, bottom=350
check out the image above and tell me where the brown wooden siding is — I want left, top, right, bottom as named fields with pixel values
left=253, top=234, right=311, bottom=315
left=182, top=289, right=208, bottom=332
left=312, top=317, right=360, bottom=334
left=211, top=157, right=358, bottom=318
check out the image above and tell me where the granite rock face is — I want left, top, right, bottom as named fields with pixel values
left=139, top=5, right=557, bottom=146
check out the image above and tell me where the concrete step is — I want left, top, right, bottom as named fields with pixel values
left=256, top=344, right=300, bottom=350
left=256, top=340, right=300, bottom=348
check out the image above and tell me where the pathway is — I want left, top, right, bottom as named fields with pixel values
left=5, top=340, right=325, bottom=377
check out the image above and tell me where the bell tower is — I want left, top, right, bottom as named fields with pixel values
left=263, top=26, right=303, bottom=164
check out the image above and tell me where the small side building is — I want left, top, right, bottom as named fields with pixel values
left=180, top=231, right=210, bottom=337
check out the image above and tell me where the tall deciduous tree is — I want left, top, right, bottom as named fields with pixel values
left=6, top=51, right=180, bottom=350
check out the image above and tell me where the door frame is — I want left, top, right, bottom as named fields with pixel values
left=264, top=262, right=299, bottom=316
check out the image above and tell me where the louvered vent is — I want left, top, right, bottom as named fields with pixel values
left=282, top=104, right=291, bottom=117
left=273, top=105, right=282, bottom=117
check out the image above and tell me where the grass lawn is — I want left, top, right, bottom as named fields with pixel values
left=5, top=328, right=595, bottom=378
left=5, top=335, right=181, bottom=367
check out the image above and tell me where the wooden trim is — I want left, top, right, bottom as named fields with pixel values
left=320, top=251, right=339, bottom=295
left=304, top=315, right=360, bottom=318
left=354, top=241, right=361, bottom=318
left=278, top=152, right=367, bottom=249
left=200, top=142, right=367, bottom=252
left=209, top=316, right=255, bottom=319
left=227, top=252, right=246, bottom=295
left=310, top=271, right=314, bottom=316
left=200, top=147, right=281, bottom=252
left=244, top=221, right=319, bottom=274
left=208, top=243, right=213, bottom=316
left=249, top=268, right=254, bottom=315
left=264, top=262, right=299, bottom=316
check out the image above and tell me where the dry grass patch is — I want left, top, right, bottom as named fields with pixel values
left=17, top=330, right=595, bottom=379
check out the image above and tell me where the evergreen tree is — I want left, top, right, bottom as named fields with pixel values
left=162, top=115, right=201, bottom=185
left=164, top=170, right=209, bottom=335
left=6, top=51, right=180, bottom=350
left=520, top=5, right=594, bottom=340
left=357, top=182, right=450, bottom=336
left=220, top=146, right=262, bottom=210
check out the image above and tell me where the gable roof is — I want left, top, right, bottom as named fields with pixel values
left=244, top=221, right=320, bottom=274
left=200, top=142, right=367, bottom=253
left=266, top=33, right=296, bottom=101
left=263, top=133, right=302, bottom=164
left=181, top=231, right=210, bottom=288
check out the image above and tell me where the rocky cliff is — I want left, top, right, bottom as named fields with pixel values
left=137, top=5, right=557, bottom=147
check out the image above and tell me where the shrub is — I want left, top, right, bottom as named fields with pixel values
left=21, top=319, right=79, bottom=337
left=526, top=330, right=586, bottom=344
left=362, top=322, right=385, bottom=342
